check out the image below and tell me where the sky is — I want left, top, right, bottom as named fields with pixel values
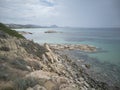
left=0, top=0, right=120, bottom=27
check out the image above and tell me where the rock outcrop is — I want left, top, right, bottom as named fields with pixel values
left=18, top=31, right=33, bottom=35
left=49, top=44, right=97, bottom=52
left=0, top=26, right=114, bottom=90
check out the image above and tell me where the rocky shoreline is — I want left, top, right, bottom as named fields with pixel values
left=0, top=35, right=115, bottom=90
left=48, top=44, right=97, bottom=52
left=0, top=24, right=119, bottom=90
left=18, top=31, right=33, bottom=35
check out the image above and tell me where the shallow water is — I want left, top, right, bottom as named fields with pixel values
left=15, top=27, right=120, bottom=87
left=59, top=50, right=120, bottom=87
left=15, top=28, right=120, bottom=66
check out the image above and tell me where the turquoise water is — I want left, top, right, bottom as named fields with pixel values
left=15, top=28, right=120, bottom=86
left=15, top=28, right=120, bottom=66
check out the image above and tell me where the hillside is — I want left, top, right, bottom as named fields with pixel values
left=5, top=23, right=59, bottom=29
left=0, top=23, right=115, bottom=90
left=0, top=23, right=25, bottom=38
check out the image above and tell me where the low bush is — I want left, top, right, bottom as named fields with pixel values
left=13, top=77, right=39, bottom=90
left=0, top=46, right=10, bottom=51
left=21, top=41, right=48, bottom=58
left=0, top=65, right=11, bottom=81
left=9, top=59, right=29, bottom=71
left=0, top=23, right=25, bottom=39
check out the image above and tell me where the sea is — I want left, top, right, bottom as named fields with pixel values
left=15, top=27, right=120, bottom=87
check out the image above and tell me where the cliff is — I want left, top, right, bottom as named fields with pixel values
left=0, top=23, right=113, bottom=90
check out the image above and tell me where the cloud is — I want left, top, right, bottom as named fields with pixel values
left=41, top=0, right=56, bottom=6
left=0, top=0, right=59, bottom=24
left=0, top=0, right=120, bottom=27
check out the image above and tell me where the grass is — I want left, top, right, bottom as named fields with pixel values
left=0, top=23, right=25, bottom=39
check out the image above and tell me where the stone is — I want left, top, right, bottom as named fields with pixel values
left=44, top=80, right=58, bottom=90
left=57, top=77, right=69, bottom=85
left=26, top=87, right=33, bottom=90
left=45, top=52, right=54, bottom=63
left=79, top=77, right=84, bottom=81
left=44, top=43, right=58, bottom=63
left=26, top=70, right=58, bottom=80
left=26, top=85, right=47, bottom=90
left=85, top=64, right=91, bottom=69
left=59, top=84, right=79, bottom=90
left=49, top=44, right=97, bottom=52
left=33, top=84, right=46, bottom=90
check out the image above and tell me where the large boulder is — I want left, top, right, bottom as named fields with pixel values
left=26, top=84, right=46, bottom=90
left=44, top=43, right=58, bottom=63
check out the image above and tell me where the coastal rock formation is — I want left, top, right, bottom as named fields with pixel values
left=0, top=33, right=110, bottom=90
left=18, top=31, right=33, bottom=35
left=43, top=43, right=58, bottom=63
left=49, top=44, right=97, bottom=52
left=0, top=23, right=117, bottom=90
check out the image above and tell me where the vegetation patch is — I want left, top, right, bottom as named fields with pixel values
left=21, top=41, right=48, bottom=58
left=13, top=77, right=40, bottom=90
left=0, top=23, right=25, bottom=39
left=9, top=58, right=29, bottom=71
left=0, top=46, right=10, bottom=51
left=29, top=61, right=42, bottom=70
left=0, top=65, right=12, bottom=81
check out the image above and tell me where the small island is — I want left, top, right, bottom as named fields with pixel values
left=44, top=30, right=62, bottom=33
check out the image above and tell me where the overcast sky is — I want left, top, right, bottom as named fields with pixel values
left=0, top=0, right=120, bottom=27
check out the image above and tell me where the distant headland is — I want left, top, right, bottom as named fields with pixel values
left=5, top=23, right=59, bottom=29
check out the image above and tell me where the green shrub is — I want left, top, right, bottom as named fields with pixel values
left=30, top=61, right=41, bottom=70
left=0, top=65, right=11, bottom=81
left=21, top=41, right=48, bottom=58
left=0, top=23, right=25, bottom=38
left=14, top=77, right=39, bottom=90
left=0, top=46, right=10, bottom=51
left=0, top=55, right=8, bottom=63
left=10, top=59, right=29, bottom=71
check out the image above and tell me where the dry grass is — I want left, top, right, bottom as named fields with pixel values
left=0, top=81, right=14, bottom=90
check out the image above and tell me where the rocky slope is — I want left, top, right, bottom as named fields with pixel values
left=0, top=24, right=116, bottom=90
